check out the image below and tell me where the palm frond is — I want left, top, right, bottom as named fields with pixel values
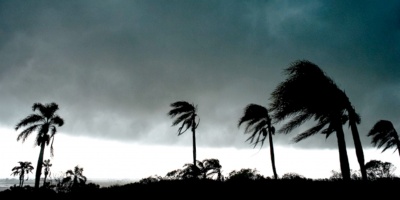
left=16, top=124, right=39, bottom=142
left=172, top=112, right=192, bottom=126
left=278, top=112, right=313, bottom=134
left=292, top=118, right=329, bottom=143
left=168, top=101, right=194, bottom=117
left=15, top=114, right=44, bottom=130
left=51, top=115, right=64, bottom=127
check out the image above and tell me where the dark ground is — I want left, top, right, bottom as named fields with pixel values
left=1, top=178, right=398, bottom=199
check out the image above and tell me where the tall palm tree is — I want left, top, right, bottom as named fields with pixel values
left=15, top=102, right=65, bottom=189
left=42, top=159, right=52, bottom=187
left=168, top=101, right=200, bottom=166
left=238, top=104, right=278, bottom=180
left=62, top=165, right=87, bottom=188
left=11, top=161, right=34, bottom=187
left=269, top=60, right=356, bottom=180
left=368, top=120, right=400, bottom=157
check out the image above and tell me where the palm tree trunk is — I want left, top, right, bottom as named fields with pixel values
left=43, top=173, right=48, bottom=187
left=268, top=131, right=278, bottom=180
left=192, top=117, right=197, bottom=167
left=349, top=117, right=367, bottom=181
left=35, top=143, right=45, bottom=189
left=334, top=118, right=351, bottom=181
left=20, top=174, right=24, bottom=187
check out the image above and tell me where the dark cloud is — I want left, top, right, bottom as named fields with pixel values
left=0, top=0, right=399, bottom=150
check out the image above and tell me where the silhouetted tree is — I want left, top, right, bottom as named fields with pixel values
left=182, top=158, right=223, bottom=180
left=11, top=161, right=34, bottom=187
left=368, top=120, right=400, bottom=158
left=238, top=104, right=277, bottom=179
left=269, top=60, right=367, bottom=181
left=15, top=102, right=64, bottom=189
left=138, top=175, right=163, bottom=184
left=168, top=101, right=200, bottom=166
left=200, top=158, right=223, bottom=181
left=225, top=168, right=265, bottom=181
left=365, top=160, right=396, bottom=180
left=281, top=172, right=307, bottom=180
left=42, top=159, right=52, bottom=187
left=62, top=165, right=87, bottom=189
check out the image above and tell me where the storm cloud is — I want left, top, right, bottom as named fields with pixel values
left=1, top=0, right=399, bottom=150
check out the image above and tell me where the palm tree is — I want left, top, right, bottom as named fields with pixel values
left=62, top=165, right=87, bottom=188
left=11, top=161, right=34, bottom=187
left=15, top=102, right=65, bottom=189
left=42, top=159, right=52, bottom=187
left=238, top=104, right=278, bottom=180
left=269, top=60, right=356, bottom=180
left=168, top=101, right=200, bottom=166
left=368, top=120, right=400, bottom=157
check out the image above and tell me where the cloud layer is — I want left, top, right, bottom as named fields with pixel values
left=1, top=0, right=399, bottom=150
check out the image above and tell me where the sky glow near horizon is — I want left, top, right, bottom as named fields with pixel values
left=1, top=0, right=400, bottom=182
left=1, top=128, right=399, bottom=181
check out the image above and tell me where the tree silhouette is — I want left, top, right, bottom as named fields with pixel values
left=42, top=159, right=52, bottom=187
left=168, top=101, right=200, bottom=166
left=62, top=165, right=87, bottom=189
left=181, top=158, right=223, bottom=180
left=368, top=120, right=400, bottom=157
left=15, top=102, right=64, bottom=189
left=238, top=104, right=278, bottom=180
left=11, top=161, right=34, bottom=187
left=225, top=168, right=265, bottom=181
left=269, top=60, right=359, bottom=181
left=365, top=160, right=396, bottom=180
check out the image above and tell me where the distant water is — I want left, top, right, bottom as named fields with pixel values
left=0, top=178, right=137, bottom=192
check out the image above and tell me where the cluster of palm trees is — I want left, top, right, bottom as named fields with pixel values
left=12, top=60, right=400, bottom=190
left=167, top=59, right=400, bottom=182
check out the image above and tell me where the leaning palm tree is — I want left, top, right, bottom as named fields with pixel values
left=15, top=102, right=65, bottom=189
left=269, top=60, right=355, bottom=180
left=238, top=104, right=278, bottom=180
left=368, top=120, right=400, bottom=158
left=42, top=159, right=52, bottom=187
left=11, top=161, right=34, bottom=187
left=168, top=101, right=200, bottom=166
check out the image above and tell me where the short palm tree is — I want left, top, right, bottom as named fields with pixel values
left=368, top=120, right=400, bottom=157
left=62, top=165, right=87, bottom=188
left=238, top=104, right=278, bottom=180
left=11, top=161, right=34, bottom=187
left=168, top=101, right=200, bottom=166
left=42, top=159, right=52, bottom=187
left=15, top=102, right=64, bottom=189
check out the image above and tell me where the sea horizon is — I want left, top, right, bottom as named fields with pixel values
left=0, top=178, right=138, bottom=192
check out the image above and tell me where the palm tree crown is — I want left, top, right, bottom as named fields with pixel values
left=15, top=102, right=64, bottom=189
left=368, top=120, right=400, bottom=156
left=168, top=101, right=200, bottom=166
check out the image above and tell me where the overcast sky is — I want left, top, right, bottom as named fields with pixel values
left=1, top=0, right=400, bottom=180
